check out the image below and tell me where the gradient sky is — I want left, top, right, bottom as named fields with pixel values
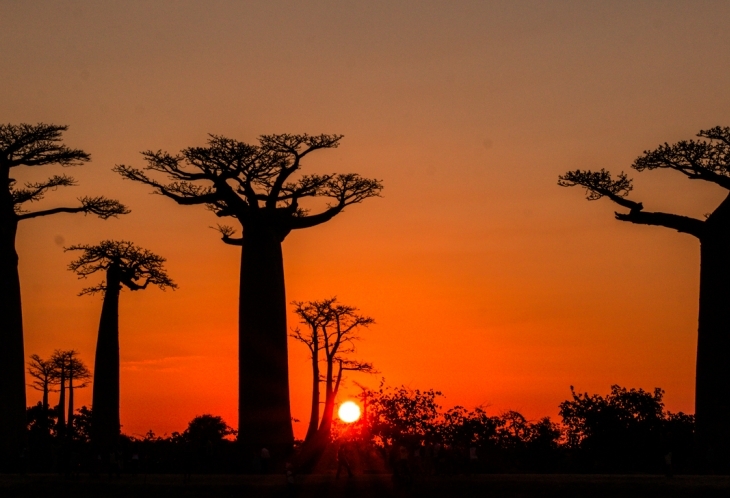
left=2, top=0, right=730, bottom=438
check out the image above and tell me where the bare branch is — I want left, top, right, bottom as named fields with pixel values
left=0, top=123, right=90, bottom=168
left=66, top=240, right=177, bottom=294
left=212, top=224, right=244, bottom=246
left=614, top=210, right=705, bottom=237
left=17, top=196, right=129, bottom=221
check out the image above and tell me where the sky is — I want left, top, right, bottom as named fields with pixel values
left=2, top=0, right=730, bottom=438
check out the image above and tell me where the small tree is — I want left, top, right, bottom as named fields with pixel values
left=115, top=134, right=382, bottom=449
left=0, top=123, right=128, bottom=465
left=27, top=354, right=58, bottom=413
left=66, top=240, right=175, bottom=453
left=558, top=127, right=730, bottom=464
left=292, top=298, right=375, bottom=441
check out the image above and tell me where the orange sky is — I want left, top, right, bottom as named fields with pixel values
left=3, top=1, right=730, bottom=439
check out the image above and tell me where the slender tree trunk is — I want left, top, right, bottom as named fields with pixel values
left=305, top=339, right=320, bottom=443
left=695, top=202, right=730, bottom=467
left=91, top=267, right=121, bottom=454
left=57, top=366, right=66, bottom=437
left=42, top=382, right=49, bottom=413
left=67, top=372, right=74, bottom=437
left=238, top=222, right=294, bottom=452
left=0, top=179, right=25, bottom=468
left=318, top=359, right=341, bottom=437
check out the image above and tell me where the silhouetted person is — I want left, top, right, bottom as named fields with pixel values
left=336, top=443, right=353, bottom=479
left=664, top=451, right=673, bottom=478
left=260, top=447, right=271, bottom=474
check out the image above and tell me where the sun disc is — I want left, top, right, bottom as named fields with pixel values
left=338, top=401, right=361, bottom=423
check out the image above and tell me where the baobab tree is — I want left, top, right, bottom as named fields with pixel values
left=558, top=126, right=730, bottom=465
left=67, top=240, right=175, bottom=453
left=27, top=354, right=58, bottom=413
left=292, top=298, right=375, bottom=443
left=0, top=123, right=128, bottom=465
left=63, top=351, right=91, bottom=437
left=114, top=134, right=382, bottom=450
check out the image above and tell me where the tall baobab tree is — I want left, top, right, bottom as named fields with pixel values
left=292, top=298, right=375, bottom=442
left=558, top=126, right=730, bottom=465
left=115, top=134, right=382, bottom=450
left=66, top=240, right=175, bottom=453
left=0, top=123, right=128, bottom=466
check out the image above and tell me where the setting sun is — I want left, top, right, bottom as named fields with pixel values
left=338, top=401, right=361, bottom=423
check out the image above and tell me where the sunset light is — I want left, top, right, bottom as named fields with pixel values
left=338, top=401, right=361, bottom=424
left=4, top=2, right=730, bottom=493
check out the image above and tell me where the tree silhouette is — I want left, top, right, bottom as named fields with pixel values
left=27, top=354, right=58, bottom=413
left=114, top=134, right=382, bottom=450
left=0, top=123, right=128, bottom=466
left=559, top=126, right=730, bottom=465
left=63, top=351, right=91, bottom=437
left=292, top=298, right=375, bottom=442
left=66, top=240, right=175, bottom=453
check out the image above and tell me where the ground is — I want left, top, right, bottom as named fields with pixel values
left=2, top=473, right=730, bottom=498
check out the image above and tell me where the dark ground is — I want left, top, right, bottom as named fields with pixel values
left=2, top=473, right=730, bottom=498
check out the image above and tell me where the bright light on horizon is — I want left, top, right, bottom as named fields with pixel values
left=338, top=401, right=361, bottom=423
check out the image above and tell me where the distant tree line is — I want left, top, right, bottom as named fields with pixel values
left=18, top=382, right=694, bottom=476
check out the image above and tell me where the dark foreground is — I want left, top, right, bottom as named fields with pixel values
left=2, top=473, right=730, bottom=498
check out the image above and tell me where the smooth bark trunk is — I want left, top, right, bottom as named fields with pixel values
left=305, top=340, right=320, bottom=443
left=238, top=222, right=294, bottom=452
left=42, top=384, right=48, bottom=413
left=67, top=373, right=74, bottom=437
left=695, top=200, right=730, bottom=467
left=0, top=167, right=25, bottom=467
left=318, top=360, right=342, bottom=437
left=57, top=367, right=66, bottom=436
left=91, top=267, right=121, bottom=453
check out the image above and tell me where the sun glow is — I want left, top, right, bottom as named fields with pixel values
left=338, top=401, right=361, bottom=423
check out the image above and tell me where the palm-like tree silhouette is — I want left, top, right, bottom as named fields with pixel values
left=67, top=240, right=175, bottom=453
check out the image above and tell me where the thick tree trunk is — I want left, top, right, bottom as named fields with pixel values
left=0, top=203, right=25, bottom=468
left=238, top=222, right=294, bottom=453
left=695, top=207, right=730, bottom=468
left=91, top=267, right=121, bottom=454
left=305, top=341, right=320, bottom=443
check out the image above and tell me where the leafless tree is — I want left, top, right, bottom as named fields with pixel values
left=559, top=126, right=730, bottom=464
left=67, top=240, right=175, bottom=452
left=115, top=134, right=382, bottom=449
left=0, top=123, right=128, bottom=465
left=27, top=354, right=58, bottom=412
left=292, top=298, right=375, bottom=443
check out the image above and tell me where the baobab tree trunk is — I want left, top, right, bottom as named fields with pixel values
left=238, top=222, right=294, bottom=453
left=67, top=372, right=74, bottom=437
left=695, top=212, right=730, bottom=467
left=57, top=364, right=66, bottom=437
left=0, top=203, right=25, bottom=469
left=305, top=340, right=320, bottom=443
left=91, top=267, right=121, bottom=454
